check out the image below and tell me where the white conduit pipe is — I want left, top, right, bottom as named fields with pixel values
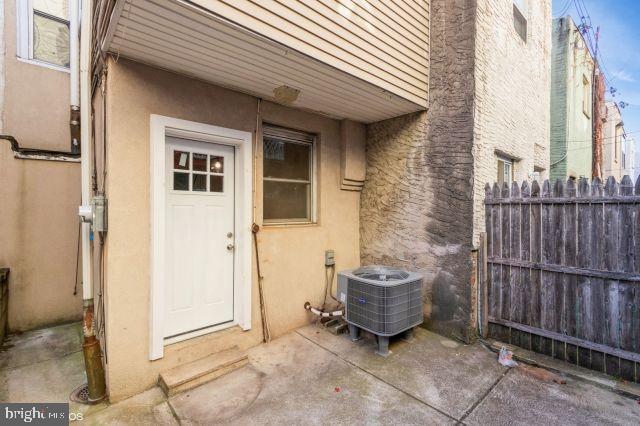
left=79, top=0, right=93, bottom=303
left=69, top=0, right=79, bottom=108
left=304, top=302, right=343, bottom=317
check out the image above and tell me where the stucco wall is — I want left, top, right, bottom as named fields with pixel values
left=0, top=0, right=82, bottom=331
left=472, top=0, right=551, bottom=243
left=361, top=0, right=477, bottom=342
left=101, top=58, right=360, bottom=401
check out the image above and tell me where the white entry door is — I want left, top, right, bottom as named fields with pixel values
left=164, top=136, right=235, bottom=338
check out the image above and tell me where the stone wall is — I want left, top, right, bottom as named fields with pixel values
left=360, top=0, right=477, bottom=342
left=472, top=0, right=552, bottom=244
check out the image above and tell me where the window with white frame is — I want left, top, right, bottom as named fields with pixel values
left=262, top=125, right=316, bottom=224
left=17, top=0, right=71, bottom=69
left=513, top=0, right=528, bottom=42
left=497, top=157, right=513, bottom=186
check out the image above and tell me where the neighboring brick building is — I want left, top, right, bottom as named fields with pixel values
left=472, top=0, right=552, bottom=244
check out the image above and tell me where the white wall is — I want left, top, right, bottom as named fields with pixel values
left=472, top=0, right=552, bottom=244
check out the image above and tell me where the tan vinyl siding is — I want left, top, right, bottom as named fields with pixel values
left=192, top=0, right=430, bottom=107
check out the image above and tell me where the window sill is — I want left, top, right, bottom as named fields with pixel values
left=17, top=57, right=70, bottom=73
left=262, top=221, right=319, bottom=229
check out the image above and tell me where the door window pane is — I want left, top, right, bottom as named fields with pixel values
left=264, top=181, right=310, bottom=221
left=193, top=153, right=207, bottom=172
left=173, top=151, right=189, bottom=170
left=192, top=174, right=207, bottom=192
left=174, top=172, right=189, bottom=191
left=263, top=137, right=311, bottom=180
left=210, top=176, right=224, bottom=192
left=210, top=156, right=224, bottom=173
left=33, top=13, right=70, bottom=67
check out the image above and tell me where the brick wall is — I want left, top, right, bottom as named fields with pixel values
left=472, top=0, right=552, bottom=244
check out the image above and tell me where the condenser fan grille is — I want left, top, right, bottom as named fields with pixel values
left=346, top=277, right=422, bottom=336
left=353, top=266, right=409, bottom=281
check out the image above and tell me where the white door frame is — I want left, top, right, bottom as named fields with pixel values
left=149, top=115, right=252, bottom=360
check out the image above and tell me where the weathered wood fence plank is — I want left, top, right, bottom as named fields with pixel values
left=484, top=175, right=640, bottom=382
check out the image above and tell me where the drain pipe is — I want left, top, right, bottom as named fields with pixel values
left=78, top=0, right=106, bottom=403
left=69, top=0, right=80, bottom=154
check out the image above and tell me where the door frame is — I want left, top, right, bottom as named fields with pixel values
left=149, top=115, right=252, bottom=360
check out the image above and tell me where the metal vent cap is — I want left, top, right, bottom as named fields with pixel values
left=353, top=265, right=410, bottom=281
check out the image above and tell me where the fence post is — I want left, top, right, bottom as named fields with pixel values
left=479, top=232, right=488, bottom=338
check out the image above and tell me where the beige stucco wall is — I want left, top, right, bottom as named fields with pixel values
left=101, top=58, right=360, bottom=401
left=471, top=0, right=552, bottom=244
left=0, top=0, right=82, bottom=331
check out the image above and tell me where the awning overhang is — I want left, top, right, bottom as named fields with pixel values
left=101, top=0, right=426, bottom=123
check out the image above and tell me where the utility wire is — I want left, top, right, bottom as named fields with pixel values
left=555, top=0, right=572, bottom=18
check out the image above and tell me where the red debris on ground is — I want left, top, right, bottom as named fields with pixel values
left=520, top=364, right=566, bottom=384
left=334, top=387, right=340, bottom=392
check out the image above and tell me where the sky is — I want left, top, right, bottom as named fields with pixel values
left=552, top=0, right=640, bottom=169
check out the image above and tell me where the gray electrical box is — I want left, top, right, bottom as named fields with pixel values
left=92, top=195, right=108, bottom=232
left=324, top=250, right=335, bottom=266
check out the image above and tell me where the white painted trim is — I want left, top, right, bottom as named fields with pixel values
left=149, top=115, right=253, bottom=360
left=16, top=57, right=71, bottom=73
left=16, top=0, right=72, bottom=71
left=101, top=0, right=126, bottom=52
left=16, top=0, right=30, bottom=60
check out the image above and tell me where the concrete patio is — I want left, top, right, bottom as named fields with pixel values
left=1, top=322, right=639, bottom=425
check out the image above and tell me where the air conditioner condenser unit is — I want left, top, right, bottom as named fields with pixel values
left=338, top=265, right=423, bottom=356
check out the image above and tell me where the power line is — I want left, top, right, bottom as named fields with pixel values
left=554, top=130, right=640, bottom=145
left=555, top=0, right=572, bottom=18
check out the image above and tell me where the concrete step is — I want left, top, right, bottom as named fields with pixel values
left=158, top=346, right=248, bottom=396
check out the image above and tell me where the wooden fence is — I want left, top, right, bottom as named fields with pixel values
left=481, top=176, right=640, bottom=382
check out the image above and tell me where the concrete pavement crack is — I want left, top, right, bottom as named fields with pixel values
left=458, top=366, right=511, bottom=424
left=295, top=330, right=460, bottom=423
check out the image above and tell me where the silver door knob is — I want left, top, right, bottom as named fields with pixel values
left=227, top=244, right=235, bottom=251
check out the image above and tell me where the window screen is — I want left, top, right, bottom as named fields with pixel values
left=32, top=0, right=70, bottom=68
left=262, top=126, right=315, bottom=223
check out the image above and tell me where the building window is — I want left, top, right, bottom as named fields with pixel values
left=497, top=157, right=513, bottom=186
left=582, top=75, right=591, bottom=118
left=615, top=124, right=623, bottom=162
left=513, top=0, right=528, bottom=42
left=263, top=125, right=316, bottom=224
left=16, top=0, right=71, bottom=70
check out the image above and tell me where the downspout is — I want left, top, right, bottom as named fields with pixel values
left=78, top=0, right=106, bottom=403
left=69, top=0, right=80, bottom=154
